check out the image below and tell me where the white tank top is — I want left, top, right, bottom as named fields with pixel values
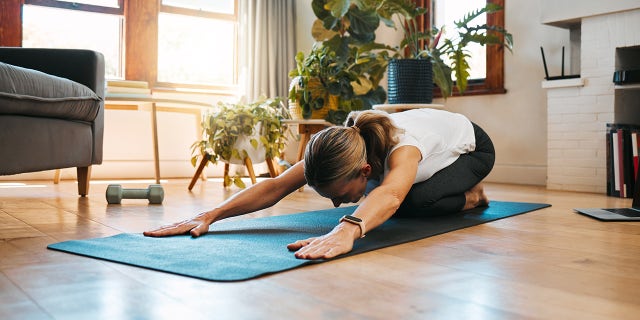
left=382, top=108, right=476, bottom=183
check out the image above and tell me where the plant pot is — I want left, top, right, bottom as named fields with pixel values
left=387, top=58, right=434, bottom=104
left=225, top=123, right=266, bottom=165
left=311, top=94, right=338, bottom=120
left=288, top=100, right=303, bottom=120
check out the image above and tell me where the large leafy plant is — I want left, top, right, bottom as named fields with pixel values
left=289, top=40, right=389, bottom=124
left=191, top=97, right=290, bottom=188
left=384, top=1, right=514, bottom=98
left=288, top=0, right=393, bottom=125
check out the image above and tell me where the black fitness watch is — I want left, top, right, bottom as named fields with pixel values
left=339, top=215, right=366, bottom=238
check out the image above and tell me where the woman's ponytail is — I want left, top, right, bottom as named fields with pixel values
left=346, top=110, right=401, bottom=178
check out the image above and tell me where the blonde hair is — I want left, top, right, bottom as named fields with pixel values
left=304, top=110, right=402, bottom=187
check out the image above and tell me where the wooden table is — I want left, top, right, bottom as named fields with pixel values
left=103, top=95, right=212, bottom=184
left=283, top=119, right=334, bottom=163
left=282, top=119, right=333, bottom=191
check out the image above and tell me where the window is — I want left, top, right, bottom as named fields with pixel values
left=158, top=0, right=237, bottom=88
left=420, top=0, right=507, bottom=97
left=15, top=0, right=238, bottom=91
left=22, top=0, right=124, bottom=78
left=434, top=0, right=487, bottom=80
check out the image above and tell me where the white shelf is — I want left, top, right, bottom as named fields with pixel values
left=614, top=83, right=640, bottom=90
left=541, top=78, right=584, bottom=89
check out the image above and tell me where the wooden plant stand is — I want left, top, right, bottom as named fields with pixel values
left=188, top=154, right=279, bottom=190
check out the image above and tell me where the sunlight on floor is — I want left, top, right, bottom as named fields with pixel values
left=0, top=182, right=47, bottom=189
left=89, top=179, right=170, bottom=185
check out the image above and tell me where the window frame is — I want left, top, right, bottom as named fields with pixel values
left=155, top=1, right=239, bottom=91
left=418, top=0, right=507, bottom=98
left=24, top=0, right=124, bottom=15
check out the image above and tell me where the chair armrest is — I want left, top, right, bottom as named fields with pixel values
left=0, top=47, right=105, bottom=98
left=0, top=47, right=106, bottom=164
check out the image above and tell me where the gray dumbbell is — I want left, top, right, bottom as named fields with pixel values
left=106, top=184, right=164, bottom=204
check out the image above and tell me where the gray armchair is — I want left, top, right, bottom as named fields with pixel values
left=0, top=48, right=105, bottom=196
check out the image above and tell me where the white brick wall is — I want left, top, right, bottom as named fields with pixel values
left=545, top=9, right=640, bottom=193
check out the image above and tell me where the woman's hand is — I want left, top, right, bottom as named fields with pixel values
left=143, top=211, right=215, bottom=238
left=144, top=162, right=307, bottom=239
left=287, top=223, right=360, bottom=259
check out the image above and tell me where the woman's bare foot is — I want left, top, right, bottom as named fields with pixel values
left=463, top=183, right=490, bottom=210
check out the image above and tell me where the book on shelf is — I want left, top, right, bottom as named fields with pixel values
left=107, top=80, right=149, bottom=88
left=106, top=86, right=152, bottom=95
left=606, top=123, right=640, bottom=198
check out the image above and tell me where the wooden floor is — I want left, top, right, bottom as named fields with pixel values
left=1, top=178, right=639, bottom=320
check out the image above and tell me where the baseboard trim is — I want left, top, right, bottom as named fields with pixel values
left=485, top=164, right=547, bottom=186
left=1, top=162, right=548, bottom=186
left=0, top=160, right=274, bottom=181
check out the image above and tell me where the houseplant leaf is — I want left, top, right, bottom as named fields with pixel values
left=345, top=6, right=379, bottom=44
left=233, top=176, right=246, bottom=189
left=312, top=19, right=340, bottom=41
left=324, top=0, right=350, bottom=18
left=450, top=49, right=471, bottom=94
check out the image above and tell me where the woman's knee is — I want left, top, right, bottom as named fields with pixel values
left=473, top=152, right=495, bottom=177
left=396, top=195, right=464, bottom=217
left=403, top=188, right=436, bottom=209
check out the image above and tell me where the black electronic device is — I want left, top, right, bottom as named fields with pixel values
left=540, top=46, right=580, bottom=80
left=574, top=168, right=640, bottom=221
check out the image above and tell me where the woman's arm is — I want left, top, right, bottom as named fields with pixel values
left=349, top=146, right=421, bottom=232
left=144, top=161, right=307, bottom=237
left=289, top=146, right=421, bottom=259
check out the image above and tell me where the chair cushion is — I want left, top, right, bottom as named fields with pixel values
left=0, top=61, right=102, bottom=122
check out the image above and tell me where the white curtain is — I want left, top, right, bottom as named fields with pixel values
left=238, top=0, right=296, bottom=102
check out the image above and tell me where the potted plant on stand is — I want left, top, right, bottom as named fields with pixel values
left=189, top=97, right=291, bottom=189
left=383, top=1, right=513, bottom=102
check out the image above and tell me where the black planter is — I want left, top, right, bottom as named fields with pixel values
left=387, top=58, right=433, bottom=104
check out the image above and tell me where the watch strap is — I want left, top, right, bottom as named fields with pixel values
left=339, top=215, right=366, bottom=238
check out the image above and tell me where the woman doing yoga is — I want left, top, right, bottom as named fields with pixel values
left=144, top=108, right=495, bottom=260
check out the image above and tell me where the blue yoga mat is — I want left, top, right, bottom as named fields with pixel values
left=48, top=201, right=550, bottom=281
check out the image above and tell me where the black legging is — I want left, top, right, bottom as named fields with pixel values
left=395, top=122, right=495, bottom=217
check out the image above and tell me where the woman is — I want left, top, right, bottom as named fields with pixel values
left=144, top=108, right=495, bottom=260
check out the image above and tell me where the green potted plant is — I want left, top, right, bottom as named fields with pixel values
left=383, top=1, right=514, bottom=101
left=288, top=0, right=393, bottom=125
left=191, top=97, right=291, bottom=188
left=289, top=41, right=389, bottom=125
